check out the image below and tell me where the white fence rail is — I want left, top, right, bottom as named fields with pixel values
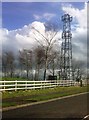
left=0, top=80, right=87, bottom=91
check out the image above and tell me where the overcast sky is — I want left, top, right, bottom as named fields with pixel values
left=1, top=2, right=87, bottom=62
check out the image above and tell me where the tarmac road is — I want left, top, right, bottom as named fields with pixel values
left=2, top=93, right=89, bottom=120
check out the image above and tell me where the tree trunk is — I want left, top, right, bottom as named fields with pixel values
left=10, top=67, right=13, bottom=78
left=44, top=49, right=49, bottom=81
left=26, top=67, right=29, bottom=79
left=44, top=69, right=46, bottom=80
left=52, top=59, right=55, bottom=76
left=44, top=58, right=48, bottom=80
left=37, top=65, right=40, bottom=80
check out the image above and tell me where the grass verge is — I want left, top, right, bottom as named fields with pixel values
left=2, top=85, right=89, bottom=108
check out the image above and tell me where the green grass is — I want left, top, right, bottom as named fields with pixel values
left=2, top=102, right=17, bottom=107
left=1, top=77, right=29, bottom=81
left=2, top=85, right=89, bottom=108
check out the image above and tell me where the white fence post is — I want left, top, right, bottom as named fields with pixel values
left=50, top=81, right=51, bottom=87
left=4, top=80, right=5, bottom=90
left=34, top=81, right=35, bottom=90
left=44, top=82, right=45, bottom=89
left=41, top=81, right=42, bottom=89
left=15, top=80, right=17, bottom=91
left=25, top=81, right=27, bottom=90
left=57, top=80, right=59, bottom=86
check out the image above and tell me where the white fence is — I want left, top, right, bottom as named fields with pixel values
left=0, top=80, right=87, bottom=91
left=0, top=80, right=74, bottom=91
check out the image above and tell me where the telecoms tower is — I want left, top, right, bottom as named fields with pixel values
left=60, top=14, right=72, bottom=80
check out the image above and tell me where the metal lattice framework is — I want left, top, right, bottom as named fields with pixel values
left=60, top=14, right=73, bottom=80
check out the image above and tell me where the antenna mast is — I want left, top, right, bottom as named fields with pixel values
left=60, top=14, right=73, bottom=80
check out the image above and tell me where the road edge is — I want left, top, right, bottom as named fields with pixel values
left=2, top=92, right=89, bottom=111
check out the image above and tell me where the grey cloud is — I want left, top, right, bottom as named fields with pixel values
left=1, top=20, right=87, bottom=65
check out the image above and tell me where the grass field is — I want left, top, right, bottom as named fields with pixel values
left=1, top=77, right=29, bottom=81
left=2, top=85, right=89, bottom=108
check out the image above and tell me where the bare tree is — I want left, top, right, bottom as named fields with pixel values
left=2, top=51, right=15, bottom=77
left=72, top=59, right=85, bottom=81
left=32, top=23, right=60, bottom=80
left=48, top=50, right=60, bottom=76
left=34, top=46, right=45, bottom=80
left=19, top=49, right=32, bottom=79
left=2, top=53, right=8, bottom=77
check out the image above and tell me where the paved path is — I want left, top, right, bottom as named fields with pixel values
left=2, top=93, right=89, bottom=119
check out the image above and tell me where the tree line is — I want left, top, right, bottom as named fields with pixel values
left=2, top=23, right=60, bottom=80
left=2, top=46, right=60, bottom=80
left=2, top=22, right=85, bottom=80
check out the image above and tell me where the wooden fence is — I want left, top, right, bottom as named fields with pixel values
left=0, top=80, right=87, bottom=91
left=0, top=80, right=74, bottom=91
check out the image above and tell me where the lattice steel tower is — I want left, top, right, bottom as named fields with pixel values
left=60, top=14, right=72, bottom=80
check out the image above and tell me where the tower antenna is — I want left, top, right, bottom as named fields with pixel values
left=60, top=14, right=73, bottom=80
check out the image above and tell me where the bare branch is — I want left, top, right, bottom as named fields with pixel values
left=34, top=37, right=45, bottom=48
left=32, top=26, right=48, bottom=42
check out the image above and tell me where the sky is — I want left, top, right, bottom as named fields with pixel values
left=2, top=2, right=84, bottom=30
left=1, top=2, right=87, bottom=66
